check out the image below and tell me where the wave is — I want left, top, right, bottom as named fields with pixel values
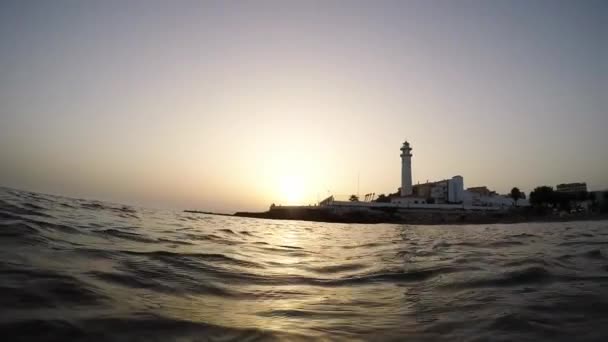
left=120, top=250, right=263, bottom=269
left=510, top=233, right=539, bottom=238
left=584, top=249, right=604, bottom=259
left=157, top=238, right=194, bottom=246
left=92, top=228, right=159, bottom=243
left=341, top=242, right=386, bottom=249
left=255, top=246, right=314, bottom=257
left=0, top=315, right=301, bottom=342
left=502, top=258, right=552, bottom=268
left=0, top=200, right=53, bottom=218
left=306, top=263, right=368, bottom=274
left=444, top=266, right=554, bottom=289
left=227, top=266, right=474, bottom=287
left=0, top=263, right=105, bottom=308
left=487, top=241, right=524, bottom=247
left=433, top=240, right=523, bottom=249
left=433, top=241, right=480, bottom=249
left=559, top=240, right=608, bottom=246
left=0, top=221, right=40, bottom=237
left=258, top=308, right=362, bottom=319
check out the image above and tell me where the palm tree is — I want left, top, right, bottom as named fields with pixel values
left=510, top=187, right=522, bottom=206
left=375, top=194, right=389, bottom=203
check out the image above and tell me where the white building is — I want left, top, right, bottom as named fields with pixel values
left=322, top=139, right=528, bottom=210
left=448, top=176, right=464, bottom=203
left=556, top=182, right=587, bottom=193
left=392, top=141, right=464, bottom=205
left=463, top=186, right=530, bottom=207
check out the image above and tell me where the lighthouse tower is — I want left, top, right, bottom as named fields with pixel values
left=400, top=140, right=413, bottom=196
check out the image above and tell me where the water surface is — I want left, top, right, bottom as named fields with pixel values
left=1, top=187, right=608, bottom=341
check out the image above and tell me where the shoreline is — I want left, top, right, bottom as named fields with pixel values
left=232, top=213, right=608, bottom=225
left=186, top=207, right=608, bottom=225
left=183, top=210, right=233, bottom=217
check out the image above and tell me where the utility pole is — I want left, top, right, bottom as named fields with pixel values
left=357, top=172, right=360, bottom=199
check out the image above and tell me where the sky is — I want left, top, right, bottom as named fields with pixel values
left=0, top=0, right=606, bottom=212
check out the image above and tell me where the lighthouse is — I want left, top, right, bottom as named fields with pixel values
left=400, top=140, right=413, bottom=196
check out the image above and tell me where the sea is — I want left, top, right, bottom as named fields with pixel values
left=1, top=187, right=608, bottom=341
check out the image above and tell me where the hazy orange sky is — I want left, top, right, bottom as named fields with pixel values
left=1, top=1, right=606, bottom=212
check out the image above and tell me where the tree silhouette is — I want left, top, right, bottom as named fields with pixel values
left=530, top=186, right=554, bottom=207
left=375, top=194, right=390, bottom=203
left=349, top=194, right=359, bottom=202
left=510, top=187, right=522, bottom=206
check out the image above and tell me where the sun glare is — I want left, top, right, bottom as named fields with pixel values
left=278, top=175, right=306, bottom=205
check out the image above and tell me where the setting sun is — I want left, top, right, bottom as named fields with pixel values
left=278, top=175, right=306, bottom=205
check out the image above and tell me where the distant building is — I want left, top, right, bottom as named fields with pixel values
left=410, top=176, right=464, bottom=204
left=319, top=196, right=334, bottom=206
left=466, top=186, right=493, bottom=197
left=321, top=139, right=529, bottom=210
left=556, top=183, right=587, bottom=193
left=463, top=191, right=514, bottom=207
left=392, top=140, right=464, bottom=205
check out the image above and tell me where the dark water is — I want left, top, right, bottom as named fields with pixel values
left=2, top=187, right=608, bottom=341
